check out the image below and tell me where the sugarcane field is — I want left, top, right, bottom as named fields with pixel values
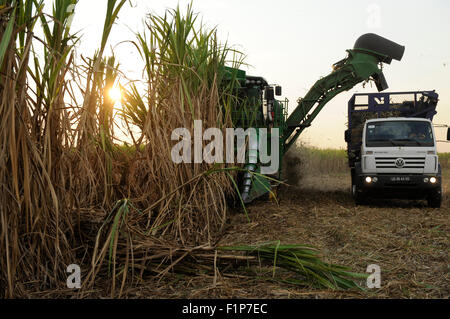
left=0, top=0, right=449, bottom=305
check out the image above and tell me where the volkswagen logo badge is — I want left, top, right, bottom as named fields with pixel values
left=395, top=158, right=405, bottom=168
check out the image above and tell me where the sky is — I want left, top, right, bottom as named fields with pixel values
left=67, top=0, right=450, bottom=152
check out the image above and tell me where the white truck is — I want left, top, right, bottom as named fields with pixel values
left=345, top=91, right=449, bottom=207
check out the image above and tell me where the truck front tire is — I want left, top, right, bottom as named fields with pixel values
left=427, top=186, right=442, bottom=208
left=351, top=168, right=366, bottom=205
left=352, top=184, right=366, bottom=205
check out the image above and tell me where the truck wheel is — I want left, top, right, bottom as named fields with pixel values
left=352, top=184, right=366, bottom=205
left=427, top=186, right=442, bottom=208
left=351, top=184, right=356, bottom=197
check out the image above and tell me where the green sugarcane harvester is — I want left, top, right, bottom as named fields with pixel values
left=228, top=33, right=406, bottom=203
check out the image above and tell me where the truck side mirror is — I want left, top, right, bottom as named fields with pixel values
left=275, top=86, right=282, bottom=96
left=344, top=130, right=351, bottom=143
left=447, top=127, right=450, bottom=141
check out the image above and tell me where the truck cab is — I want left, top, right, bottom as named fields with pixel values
left=346, top=91, right=445, bottom=208
left=352, top=117, right=442, bottom=207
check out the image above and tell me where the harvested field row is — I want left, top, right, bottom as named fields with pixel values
left=102, top=171, right=448, bottom=299
left=32, top=170, right=448, bottom=299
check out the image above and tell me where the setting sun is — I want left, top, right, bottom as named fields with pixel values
left=108, top=86, right=122, bottom=102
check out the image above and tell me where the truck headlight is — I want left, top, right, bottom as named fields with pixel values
left=372, top=177, right=378, bottom=183
left=365, top=176, right=372, bottom=183
left=423, top=178, right=429, bottom=183
left=430, top=177, right=437, bottom=184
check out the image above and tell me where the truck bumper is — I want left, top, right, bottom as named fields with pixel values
left=356, top=173, right=441, bottom=199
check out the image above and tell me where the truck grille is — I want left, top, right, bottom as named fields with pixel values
left=375, top=157, right=426, bottom=169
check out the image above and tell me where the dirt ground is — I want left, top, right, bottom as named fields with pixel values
left=109, top=170, right=449, bottom=299
left=30, top=170, right=448, bottom=299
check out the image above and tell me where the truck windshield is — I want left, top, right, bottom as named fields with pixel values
left=366, top=121, right=434, bottom=147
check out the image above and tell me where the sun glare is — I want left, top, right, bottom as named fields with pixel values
left=108, top=86, right=122, bottom=103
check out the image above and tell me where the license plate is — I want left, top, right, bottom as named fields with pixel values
left=390, top=176, right=410, bottom=182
